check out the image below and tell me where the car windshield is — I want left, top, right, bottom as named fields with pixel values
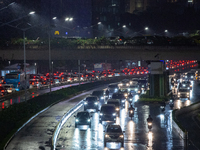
left=107, top=126, right=122, bottom=133
left=112, top=94, right=124, bottom=99
left=86, top=97, right=97, bottom=101
left=92, top=91, right=103, bottom=95
left=108, top=85, right=118, bottom=88
left=138, top=80, right=147, bottom=84
left=77, top=112, right=89, bottom=118
left=107, top=101, right=119, bottom=106
left=179, top=89, right=189, bottom=92
left=101, top=106, right=115, bottom=113
left=130, top=85, right=138, bottom=88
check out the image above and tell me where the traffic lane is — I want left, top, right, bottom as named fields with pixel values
left=135, top=103, right=183, bottom=150
left=177, top=109, right=200, bottom=150
left=56, top=97, right=184, bottom=150
left=5, top=91, right=92, bottom=150
left=0, top=81, right=88, bottom=111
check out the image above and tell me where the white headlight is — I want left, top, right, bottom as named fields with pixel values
left=119, top=135, right=124, bottom=138
left=187, top=92, right=189, bottom=95
left=135, top=88, right=138, bottom=91
left=105, top=134, right=109, bottom=138
left=87, top=119, right=91, bottom=122
left=100, top=113, right=103, bottom=116
left=84, top=102, right=88, bottom=105
left=112, top=113, right=116, bottom=116
left=126, top=83, right=129, bottom=86
left=95, top=102, right=98, bottom=105
left=76, top=119, right=79, bottom=122
left=101, top=96, right=104, bottom=99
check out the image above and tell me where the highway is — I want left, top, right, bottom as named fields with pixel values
left=4, top=80, right=189, bottom=150
left=3, top=71, right=200, bottom=150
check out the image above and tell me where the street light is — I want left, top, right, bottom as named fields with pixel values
left=65, top=17, right=73, bottom=21
left=52, top=17, right=57, bottom=20
left=29, top=11, right=35, bottom=15
left=145, top=27, right=149, bottom=30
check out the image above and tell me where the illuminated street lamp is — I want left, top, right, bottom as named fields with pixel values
left=165, top=30, right=168, bottom=33
left=123, top=25, right=126, bottom=28
left=98, top=22, right=101, bottom=24
left=145, top=27, right=149, bottom=30
left=52, top=17, right=57, bottom=20
left=65, top=17, right=73, bottom=21
left=29, top=11, right=35, bottom=15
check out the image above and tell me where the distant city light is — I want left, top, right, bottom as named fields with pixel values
left=165, top=30, right=168, bottom=32
left=98, top=22, right=101, bottom=24
left=29, top=11, right=35, bottom=15
left=145, top=27, right=148, bottom=30
left=53, top=17, right=57, bottom=20
left=123, top=25, right=126, bottom=28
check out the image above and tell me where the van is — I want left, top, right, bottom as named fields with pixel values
left=99, top=104, right=116, bottom=124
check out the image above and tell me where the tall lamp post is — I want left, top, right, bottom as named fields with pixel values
left=5, top=11, right=40, bottom=101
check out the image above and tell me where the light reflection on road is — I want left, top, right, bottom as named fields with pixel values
left=56, top=93, right=184, bottom=150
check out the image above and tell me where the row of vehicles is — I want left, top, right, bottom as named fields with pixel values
left=74, top=77, right=147, bottom=148
left=171, top=70, right=194, bottom=100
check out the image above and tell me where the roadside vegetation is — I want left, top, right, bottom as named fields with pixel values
left=1, top=35, right=200, bottom=48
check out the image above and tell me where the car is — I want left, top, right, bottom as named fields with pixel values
left=106, top=99, right=121, bottom=116
left=2, top=84, right=16, bottom=93
left=181, top=81, right=192, bottom=90
left=91, top=90, right=105, bottom=102
left=107, top=83, right=119, bottom=94
left=118, top=79, right=130, bottom=89
left=0, top=86, right=8, bottom=96
left=128, top=84, right=140, bottom=94
left=74, top=111, right=92, bottom=128
left=104, top=124, right=125, bottom=148
left=84, top=96, right=99, bottom=111
left=138, top=79, right=148, bottom=91
left=177, top=88, right=190, bottom=99
left=99, top=104, right=117, bottom=124
left=112, top=92, right=126, bottom=108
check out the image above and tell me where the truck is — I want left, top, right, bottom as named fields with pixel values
left=94, top=63, right=111, bottom=72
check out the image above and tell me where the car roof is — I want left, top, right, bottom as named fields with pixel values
left=107, top=124, right=121, bottom=128
left=107, top=99, right=120, bottom=102
left=101, top=104, right=115, bottom=107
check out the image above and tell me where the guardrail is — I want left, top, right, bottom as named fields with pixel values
left=51, top=99, right=84, bottom=150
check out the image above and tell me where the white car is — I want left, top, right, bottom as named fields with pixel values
left=2, top=84, right=16, bottom=93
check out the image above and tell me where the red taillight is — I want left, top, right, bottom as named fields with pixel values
left=1, top=90, right=4, bottom=92
left=18, top=82, right=20, bottom=85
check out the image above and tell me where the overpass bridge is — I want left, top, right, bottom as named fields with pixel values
left=0, top=45, right=200, bottom=61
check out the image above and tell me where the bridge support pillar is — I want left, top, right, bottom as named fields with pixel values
left=149, top=61, right=169, bottom=97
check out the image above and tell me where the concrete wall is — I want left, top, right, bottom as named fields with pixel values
left=0, top=46, right=200, bottom=61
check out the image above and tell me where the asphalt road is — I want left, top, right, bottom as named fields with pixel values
left=55, top=95, right=184, bottom=150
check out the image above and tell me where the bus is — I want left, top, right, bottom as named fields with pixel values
left=4, top=72, right=30, bottom=91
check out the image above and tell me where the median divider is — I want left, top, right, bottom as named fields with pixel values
left=51, top=99, right=84, bottom=150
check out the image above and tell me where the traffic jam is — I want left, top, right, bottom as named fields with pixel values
left=0, top=67, right=149, bottom=98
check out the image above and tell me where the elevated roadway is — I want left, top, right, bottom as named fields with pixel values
left=1, top=46, right=200, bottom=61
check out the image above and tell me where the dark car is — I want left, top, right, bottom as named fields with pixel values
left=107, top=84, right=119, bottom=94
left=107, top=99, right=121, bottom=116
left=84, top=96, right=99, bottom=111
left=0, top=86, right=8, bottom=96
left=138, top=79, right=148, bottom=91
left=112, top=93, right=126, bottom=107
left=74, top=111, right=92, bottom=128
left=104, top=124, right=124, bottom=147
left=99, top=104, right=117, bottom=124
left=91, top=90, right=105, bottom=102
